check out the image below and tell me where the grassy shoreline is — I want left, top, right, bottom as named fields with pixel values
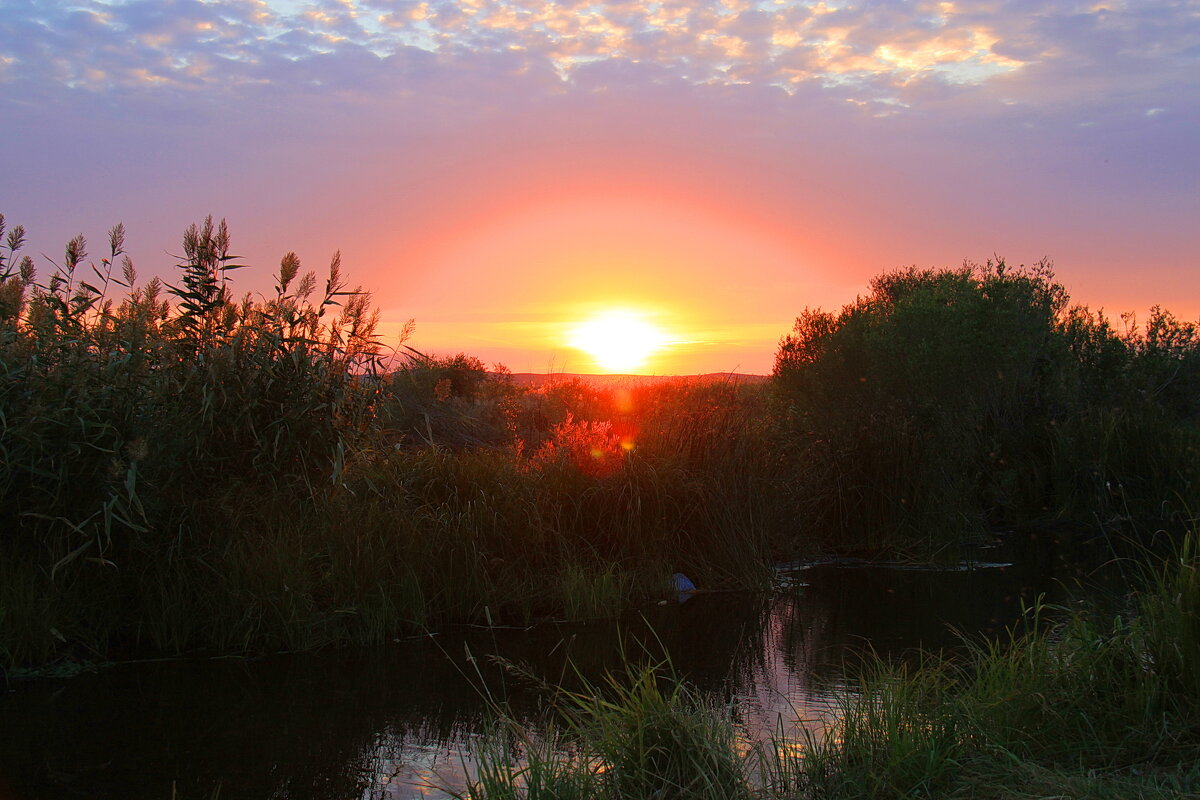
left=454, top=539, right=1200, bottom=800
left=3, top=216, right=1199, bottom=674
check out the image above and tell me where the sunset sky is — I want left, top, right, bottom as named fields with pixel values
left=3, top=1, right=1197, bottom=374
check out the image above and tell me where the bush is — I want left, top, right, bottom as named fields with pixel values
left=773, top=259, right=1200, bottom=553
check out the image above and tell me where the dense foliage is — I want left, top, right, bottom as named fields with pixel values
left=3, top=215, right=1198, bottom=671
left=774, top=260, right=1200, bottom=552
left=0, top=215, right=382, bottom=567
left=0, top=215, right=778, bottom=668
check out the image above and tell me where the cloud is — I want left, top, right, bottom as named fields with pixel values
left=0, top=1, right=1192, bottom=131
left=2, top=1, right=1197, bottom=373
left=4, top=2, right=1195, bottom=176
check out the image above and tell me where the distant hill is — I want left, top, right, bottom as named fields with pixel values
left=502, top=372, right=770, bottom=388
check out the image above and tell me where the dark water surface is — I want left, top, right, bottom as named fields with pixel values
left=1, top=531, right=1109, bottom=799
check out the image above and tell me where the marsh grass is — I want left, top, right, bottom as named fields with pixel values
left=570, top=662, right=752, bottom=800
left=558, top=564, right=635, bottom=621
left=795, top=536, right=1200, bottom=797
left=0, top=390, right=774, bottom=666
left=800, top=655, right=964, bottom=799
left=1, top=216, right=788, bottom=669
left=5, top=215, right=1199, bottom=675
left=463, top=723, right=602, bottom=800
left=461, top=539, right=1200, bottom=800
left=1138, top=534, right=1200, bottom=702
left=459, top=659, right=753, bottom=800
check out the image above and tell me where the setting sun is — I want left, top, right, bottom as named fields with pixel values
left=568, top=310, right=670, bottom=373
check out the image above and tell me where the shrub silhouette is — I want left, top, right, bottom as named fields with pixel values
left=774, top=259, right=1199, bottom=551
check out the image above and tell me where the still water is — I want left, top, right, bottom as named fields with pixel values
left=1, top=531, right=1103, bottom=799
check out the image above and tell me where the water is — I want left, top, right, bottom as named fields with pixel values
left=1, top=531, right=1106, bottom=799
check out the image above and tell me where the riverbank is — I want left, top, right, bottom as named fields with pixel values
left=4, top=218, right=1199, bottom=673
left=7, top=539, right=1193, bottom=798
left=457, top=537, right=1200, bottom=800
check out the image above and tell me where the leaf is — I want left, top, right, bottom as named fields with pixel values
left=51, top=537, right=94, bottom=581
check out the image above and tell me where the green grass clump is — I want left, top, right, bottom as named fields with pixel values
left=464, top=724, right=602, bottom=800
left=799, top=656, right=963, bottom=799
left=460, top=660, right=751, bottom=800
left=1138, top=534, right=1200, bottom=703
left=793, top=537, right=1200, bottom=797
left=558, top=564, right=635, bottom=622
left=463, top=540, right=1200, bottom=800
left=570, top=664, right=751, bottom=800
left=955, top=540, right=1200, bottom=772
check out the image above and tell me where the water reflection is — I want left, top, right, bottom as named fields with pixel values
left=1, top=551, right=1072, bottom=799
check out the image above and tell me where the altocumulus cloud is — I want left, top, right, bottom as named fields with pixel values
left=2, top=0, right=1197, bottom=116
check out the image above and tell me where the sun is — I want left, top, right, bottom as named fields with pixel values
left=568, top=310, right=669, bottom=373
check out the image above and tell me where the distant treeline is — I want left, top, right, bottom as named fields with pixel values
left=1, top=215, right=1196, bottom=668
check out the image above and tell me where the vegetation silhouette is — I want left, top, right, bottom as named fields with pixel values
left=3, top=214, right=1199, bottom=798
left=774, top=259, right=1199, bottom=553
left=1, top=215, right=1196, bottom=675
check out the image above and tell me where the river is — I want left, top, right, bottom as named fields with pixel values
left=1, top=528, right=1109, bottom=798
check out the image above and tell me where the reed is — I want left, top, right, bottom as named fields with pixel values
left=5, top=213, right=1199, bottom=674
left=0, top=216, right=775, bottom=668
left=460, top=660, right=752, bottom=800
left=791, top=536, right=1200, bottom=797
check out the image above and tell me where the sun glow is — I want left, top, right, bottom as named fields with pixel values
left=568, top=310, right=670, bottom=373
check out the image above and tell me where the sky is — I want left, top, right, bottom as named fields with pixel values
left=2, top=0, right=1198, bottom=374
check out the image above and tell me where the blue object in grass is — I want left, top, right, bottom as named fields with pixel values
left=673, top=572, right=696, bottom=593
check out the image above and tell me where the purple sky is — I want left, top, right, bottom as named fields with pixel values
left=3, top=1, right=1198, bottom=373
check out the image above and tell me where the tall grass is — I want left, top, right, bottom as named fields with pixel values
left=458, top=660, right=752, bottom=800
left=796, top=535, right=1200, bottom=797
left=798, top=656, right=963, bottom=799
left=0, top=214, right=785, bottom=668
left=464, top=723, right=602, bottom=800
left=461, top=539, right=1200, bottom=800
left=568, top=663, right=751, bottom=800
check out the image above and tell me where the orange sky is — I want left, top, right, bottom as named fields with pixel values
left=4, top=1, right=1198, bottom=375
left=378, top=174, right=850, bottom=375
left=309, top=107, right=1198, bottom=375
